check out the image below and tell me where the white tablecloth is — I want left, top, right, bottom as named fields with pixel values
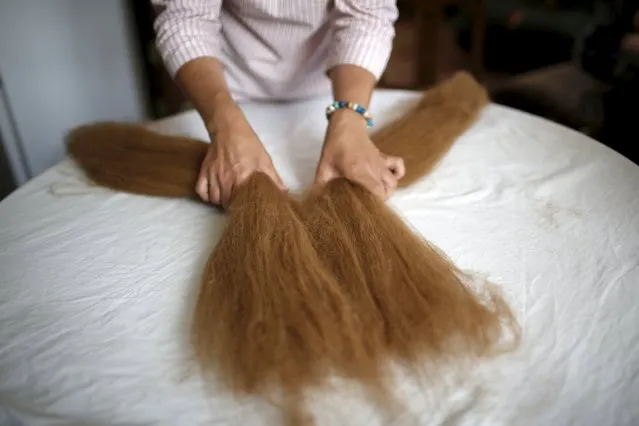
left=1, top=90, right=638, bottom=426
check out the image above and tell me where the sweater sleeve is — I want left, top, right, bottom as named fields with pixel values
left=151, top=0, right=223, bottom=78
left=325, top=0, right=399, bottom=80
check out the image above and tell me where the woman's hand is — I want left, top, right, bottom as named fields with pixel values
left=196, top=105, right=286, bottom=208
left=314, top=110, right=405, bottom=200
left=171, top=57, right=286, bottom=208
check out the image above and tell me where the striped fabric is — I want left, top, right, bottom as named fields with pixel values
left=151, top=0, right=399, bottom=101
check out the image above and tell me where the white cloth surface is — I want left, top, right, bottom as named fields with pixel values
left=0, top=90, right=638, bottom=426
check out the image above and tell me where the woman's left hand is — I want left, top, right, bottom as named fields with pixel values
left=314, top=110, right=405, bottom=200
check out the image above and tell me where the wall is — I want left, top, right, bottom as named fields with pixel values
left=0, top=0, right=149, bottom=184
left=0, top=132, right=16, bottom=200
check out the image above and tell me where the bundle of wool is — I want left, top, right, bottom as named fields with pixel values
left=65, top=71, right=519, bottom=425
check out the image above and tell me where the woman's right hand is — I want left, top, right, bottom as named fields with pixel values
left=170, top=57, right=285, bottom=207
left=195, top=106, right=287, bottom=208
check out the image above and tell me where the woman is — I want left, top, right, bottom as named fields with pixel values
left=152, top=0, right=405, bottom=207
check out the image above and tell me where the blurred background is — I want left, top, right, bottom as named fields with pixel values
left=1, top=0, right=638, bottom=201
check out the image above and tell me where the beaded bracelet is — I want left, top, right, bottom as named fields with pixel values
left=325, top=100, right=374, bottom=128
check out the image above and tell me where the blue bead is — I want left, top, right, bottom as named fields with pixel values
left=325, top=99, right=373, bottom=128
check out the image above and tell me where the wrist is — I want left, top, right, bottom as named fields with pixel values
left=325, top=112, right=371, bottom=151
left=206, top=93, right=247, bottom=136
left=327, top=109, right=369, bottom=132
left=325, top=99, right=374, bottom=138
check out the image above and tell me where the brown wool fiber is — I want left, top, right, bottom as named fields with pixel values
left=65, top=72, right=519, bottom=425
left=372, top=71, right=491, bottom=186
left=300, top=179, right=516, bottom=369
left=66, top=121, right=208, bottom=199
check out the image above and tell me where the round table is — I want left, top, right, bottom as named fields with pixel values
left=1, top=90, right=638, bottom=426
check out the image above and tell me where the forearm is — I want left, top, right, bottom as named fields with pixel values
left=152, top=1, right=239, bottom=134
left=325, top=0, right=398, bottom=83
left=328, top=64, right=376, bottom=108
left=175, top=57, right=243, bottom=135
left=326, top=64, right=376, bottom=129
left=324, top=0, right=397, bottom=128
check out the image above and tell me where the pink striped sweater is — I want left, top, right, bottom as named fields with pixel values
left=151, top=0, right=399, bottom=101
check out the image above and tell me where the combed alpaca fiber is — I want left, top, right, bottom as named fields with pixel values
left=371, top=71, right=490, bottom=186
left=67, top=122, right=208, bottom=199
left=301, top=180, right=516, bottom=371
left=66, top=122, right=208, bottom=199
left=193, top=171, right=377, bottom=424
left=64, top=72, right=519, bottom=425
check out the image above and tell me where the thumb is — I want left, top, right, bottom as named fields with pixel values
left=314, top=166, right=338, bottom=186
left=268, top=170, right=288, bottom=192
